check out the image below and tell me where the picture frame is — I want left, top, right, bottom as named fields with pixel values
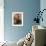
left=12, top=12, right=23, bottom=26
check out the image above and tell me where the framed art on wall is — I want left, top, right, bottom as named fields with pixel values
left=12, top=12, right=23, bottom=26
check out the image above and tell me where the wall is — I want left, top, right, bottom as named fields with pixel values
left=0, top=0, right=4, bottom=42
left=4, top=0, right=40, bottom=42
left=40, top=0, right=46, bottom=27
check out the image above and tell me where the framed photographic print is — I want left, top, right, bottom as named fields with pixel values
left=12, top=12, right=23, bottom=26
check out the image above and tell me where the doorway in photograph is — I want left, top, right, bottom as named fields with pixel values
left=12, top=12, right=23, bottom=26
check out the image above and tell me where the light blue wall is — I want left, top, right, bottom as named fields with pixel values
left=4, top=0, right=40, bottom=42
left=40, top=0, right=46, bottom=27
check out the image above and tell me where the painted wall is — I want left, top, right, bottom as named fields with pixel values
left=4, top=0, right=40, bottom=42
left=40, top=0, right=46, bottom=27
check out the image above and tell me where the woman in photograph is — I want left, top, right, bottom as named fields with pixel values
left=14, top=14, right=22, bottom=24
